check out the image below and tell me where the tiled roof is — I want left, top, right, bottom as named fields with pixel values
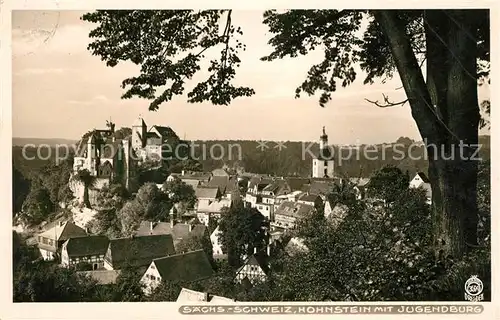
left=39, top=221, right=87, bottom=242
left=308, top=181, right=336, bottom=196
left=285, top=177, right=311, bottom=191
left=275, top=201, right=315, bottom=219
left=105, top=234, right=175, bottom=269
left=262, top=179, right=289, bottom=195
left=176, top=288, right=234, bottom=303
left=416, top=172, right=430, bottom=183
left=152, top=249, right=214, bottom=282
left=212, top=168, right=230, bottom=176
left=135, top=221, right=207, bottom=241
left=298, top=193, right=320, bottom=203
left=152, top=125, right=177, bottom=138
left=63, top=235, right=109, bottom=257
left=181, top=179, right=201, bottom=190
left=206, top=176, right=238, bottom=195
left=195, top=187, right=219, bottom=199
left=196, top=199, right=231, bottom=213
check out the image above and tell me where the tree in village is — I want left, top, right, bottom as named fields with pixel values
left=20, top=183, right=54, bottom=226
left=162, top=178, right=197, bottom=212
left=367, top=165, right=410, bottom=204
left=218, top=201, right=268, bottom=267
left=175, top=234, right=215, bottom=266
left=81, top=9, right=489, bottom=260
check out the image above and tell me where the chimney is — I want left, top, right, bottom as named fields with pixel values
left=203, top=292, right=209, bottom=302
left=253, top=247, right=257, bottom=255
left=181, top=170, right=185, bottom=176
left=188, top=223, right=193, bottom=232
left=267, top=244, right=271, bottom=256
left=150, top=221, right=154, bottom=231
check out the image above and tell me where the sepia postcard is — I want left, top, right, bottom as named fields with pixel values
left=1, top=2, right=497, bottom=319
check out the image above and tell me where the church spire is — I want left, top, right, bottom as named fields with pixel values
left=320, top=126, right=328, bottom=149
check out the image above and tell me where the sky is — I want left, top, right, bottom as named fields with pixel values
left=12, top=10, right=490, bottom=145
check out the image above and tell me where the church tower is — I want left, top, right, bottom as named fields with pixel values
left=312, top=126, right=335, bottom=178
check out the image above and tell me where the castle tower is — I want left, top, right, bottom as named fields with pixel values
left=312, top=126, right=335, bottom=178
left=131, top=115, right=147, bottom=150
left=87, top=134, right=97, bottom=175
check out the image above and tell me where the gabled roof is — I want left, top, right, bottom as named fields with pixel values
left=298, top=193, right=321, bottom=203
left=285, top=177, right=311, bottom=191
left=308, top=180, right=336, bottom=196
left=176, top=288, right=234, bottom=303
left=416, top=172, right=430, bottom=183
left=262, top=179, right=289, bottom=195
left=212, top=168, right=230, bottom=176
left=195, top=187, right=220, bottom=199
left=275, top=201, right=315, bottom=219
left=135, top=221, right=207, bottom=241
left=39, top=221, right=87, bottom=242
left=152, top=125, right=177, bottom=138
left=236, top=250, right=270, bottom=275
left=106, top=234, right=175, bottom=269
left=152, top=250, right=214, bottom=282
left=196, top=198, right=231, bottom=213
left=63, top=235, right=109, bottom=257
left=248, top=177, right=273, bottom=190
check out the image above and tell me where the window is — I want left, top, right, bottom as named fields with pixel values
left=151, top=275, right=156, bottom=281
left=324, top=161, right=328, bottom=166
left=324, top=168, right=328, bottom=175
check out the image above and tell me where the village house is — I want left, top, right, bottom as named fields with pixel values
left=409, top=172, right=432, bottom=204
left=37, top=221, right=87, bottom=261
left=206, top=175, right=239, bottom=201
left=176, top=288, right=235, bottom=303
left=272, top=201, right=316, bottom=230
left=235, top=249, right=270, bottom=285
left=210, top=225, right=226, bottom=261
left=61, top=235, right=109, bottom=269
left=140, top=249, right=214, bottom=295
left=297, top=193, right=322, bottom=207
left=103, top=234, right=175, bottom=270
left=196, top=186, right=231, bottom=225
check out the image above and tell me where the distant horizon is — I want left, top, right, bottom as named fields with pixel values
left=12, top=133, right=491, bottom=147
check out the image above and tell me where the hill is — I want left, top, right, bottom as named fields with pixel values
left=12, top=137, right=78, bottom=147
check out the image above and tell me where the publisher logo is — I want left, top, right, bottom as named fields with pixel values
left=464, top=275, right=484, bottom=302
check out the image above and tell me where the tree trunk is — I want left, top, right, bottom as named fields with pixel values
left=373, top=10, right=480, bottom=259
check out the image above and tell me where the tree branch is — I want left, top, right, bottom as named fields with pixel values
left=365, top=93, right=408, bottom=108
